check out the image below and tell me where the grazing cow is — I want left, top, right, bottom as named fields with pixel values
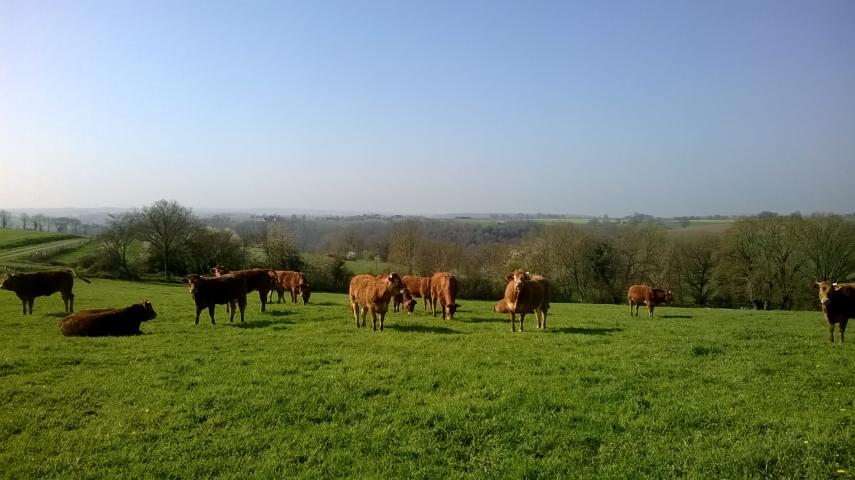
left=270, top=270, right=311, bottom=305
left=211, top=266, right=276, bottom=312
left=60, top=301, right=156, bottom=336
left=348, top=273, right=406, bottom=331
left=0, top=270, right=91, bottom=315
left=627, top=285, right=673, bottom=317
left=183, top=274, right=248, bottom=324
left=501, top=270, right=548, bottom=332
left=430, top=272, right=460, bottom=320
left=393, top=287, right=417, bottom=313
left=815, top=281, right=855, bottom=343
left=402, top=275, right=432, bottom=311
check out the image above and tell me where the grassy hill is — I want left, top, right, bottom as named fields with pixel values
left=0, top=278, right=851, bottom=478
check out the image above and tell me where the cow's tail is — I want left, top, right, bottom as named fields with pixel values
left=67, top=268, right=92, bottom=284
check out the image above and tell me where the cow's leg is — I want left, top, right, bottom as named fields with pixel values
left=68, top=292, right=74, bottom=313
left=21, top=299, right=27, bottom=315
left=351, top=303, right=360, bottom=327
left=291, top=289, right=298, bottom=304
left=648, top=303, right=654, bottom=317
left=841, top=319, right=848, bottom=343
left=520, top=313, right=525, bottom=332
left=208, top=305, right=216, bottom=325
left=228, top=301, right=236, bottom=322
left=195, top=306, right=203, bottom=325
left=511, top=313, right=516, bottom=332
left=379, top=312, right=386, bottom=331
left=238, top=303, right=245, bottom=322
left=258, top=290, right=267, bottom=312
left=371, top=309, right=378, bottom=331
left=829, top=321, right=836, bottom=343
left=27, top=299, right=34, bottom=315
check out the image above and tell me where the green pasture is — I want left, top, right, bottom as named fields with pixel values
left=0, top=279, right=853, bottom=479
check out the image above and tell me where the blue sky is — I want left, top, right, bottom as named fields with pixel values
left=1, top=0, right=853, bottom=216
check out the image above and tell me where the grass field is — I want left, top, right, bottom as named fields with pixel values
left=0, top=279, right=853, bottom=479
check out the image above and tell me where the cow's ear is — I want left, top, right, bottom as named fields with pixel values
left=505, top=274, right=513, bottom=281
left=181, top=277, right=189, bottom=284
left=813, top=281, right=821, bottom=290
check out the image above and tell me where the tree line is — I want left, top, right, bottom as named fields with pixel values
left=0, top=209, right=96, bottom=235
left=84, top=201, right=854, bottom=311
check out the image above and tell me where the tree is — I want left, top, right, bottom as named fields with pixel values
left=32, top=214, right=45, bottom=232
left=0, top=210, right=10, bottom=229
left=388, top=220, right=423, bottom=274
left=20, top=213, right=29, bottom=231
left=98, top=212, right=141, bottom=278
left=137, top=200, right=198, bottom=278
left=263, top=221, right=302, bottom=270
left=671, top=231, right=720, bottom=306
left=799, top=215, right=855, bottom=283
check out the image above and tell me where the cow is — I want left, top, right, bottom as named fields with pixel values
left=501, top=270, right=549, bottom=332
left=814, top=281, right=855, bottom=343
left=183, top=274, right=248, bottom=325
left=627, top=285, right=673, bottom=317
left=402, top=275, right=432, bottom=311
left=270, top=270, right=311, bottom=305
left=60, top=301, right=157, bottom=337
left=393, top=287, right=417, bottom=313
left=348, top=272, right=406, bottom=331
left=0, top=270, right=91, bottom=315
left=211, top=266, right=276, bottom=312
left=430, top=272, right=460, bottom=320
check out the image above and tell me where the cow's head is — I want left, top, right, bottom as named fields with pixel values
left=448, top=302, right=461, bottom=319
left=387, top=272, right=405, bottom=294
left=0, top=274, right=8, bottom=290
left=400, top=288, right=416, bottom=313
left=299, top=283, right=311, bottom=304
left=0, top=274, right=19, bottom=291
left=182, top=274, right=203, bottom=294
left=142, top=300, right=157, bottom=321
left=211, top=265, right=229, bottom=277
left=665, top=290, right=674, bottom=303
left=506, top=270, right=530, bottom=293
left=815, top=281, right=837, bottom=306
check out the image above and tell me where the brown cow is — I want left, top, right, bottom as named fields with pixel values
left=501, top=270, right=548, bottom=331
left=212, top=266, right=276, bottom=312
left=270, top=270, right=311, bottom=305
left=393, top=287, right=417, bottom=313
left=430, top=272, right=460, bottom=320
left=627, top=285, right=673, bottom=317
left=0, top=270, right=91, bottom=315
left=815, top=281, right=855, bottom=343
left=60, top=301, right=157, bottom=336
left=349, top=273, right=406, bottom=331
left=402, top=275, right=432, bottom=311
left=183, top=274, right=248, bottom=324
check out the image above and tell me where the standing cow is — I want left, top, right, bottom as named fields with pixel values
left=183, top=274, right=248, bottom=324
left=0, top=270, right=91, bottom=315
left=212, top=266, right=276, bottom=313
left=627, top=285, right=673, bottom=317
left=430, top=272, right=460, bottom=320
left=60, top=301, right=157, bottom=336
left=815, top=281, right=855, bottom=343
left=501, top=270, right=548, bottom=332
left=270, top=270, right=311, bottom=305
left=349, top=273, right=406, bottom=331
left=402, top=275, right=432, bottom=311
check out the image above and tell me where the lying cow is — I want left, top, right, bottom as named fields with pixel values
left=0, top=270, right=91, bottom=315
left=183, top=274, right=247, bottom=324
left=60, top=301, right=156, bottom=336
left=627, top=285, right=673, bottom=317
left=393, top=287, right=417, bottom=313
left=349, top=273, right=406, bottom=331
left=212, top=266, right=276, bottom=312
left=430, top=272, right=460, bottom=320
left=270, top=270, right=311, bottom=305
left=501, top=270, right=549, bottom=331
left=815, top=281, right=855, bottom=343
left=402, top=275, right=432, bottom=311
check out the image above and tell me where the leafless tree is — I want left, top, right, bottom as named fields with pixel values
left=0, top=210, right=10, bottom=229
left=138, top=200, right=198, bottom=278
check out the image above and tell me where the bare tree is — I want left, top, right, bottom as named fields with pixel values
left=799, top=214, right=855, bottom=283
left=138, top=200, right=198, bottom=278
left=671, top=231, right=720, bottom=306
left=0, top=210, right=10, bottom=229
left=388, top=220, right=423, bottom=274
left=98, top=212, right=141, bottom=278
left=32, top=214, right=45, bottom=232
left=20, top=213, right=29, bottom=231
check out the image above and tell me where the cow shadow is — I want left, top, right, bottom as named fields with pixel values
left=263, top=310, right=295, bottom=317
left=661, top=315, right=693, bottom=319
left=45, top=312, right=69, bottom=318
left=385, top=324, right=462, bottom=334
left=466, top=316, right=506, bottom=324
left=548, top=327, right=623, bottom=336
left=227, top=319, right=294, bottom=329
left=308, top=301, right=340, bottom=307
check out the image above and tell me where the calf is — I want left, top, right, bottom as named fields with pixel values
left=815, top=281, right=855, bottom=343
left=393, top=287, right=417, bottom=313
left=502, top=270, right=548, bottom=332
left=402, top=275, right=432, bottom=311
left=627, top=285, right=673, bottom=317
left=349, top=273, right=406, bottom=331
left=183, top=274, right=247, bottom=325
left=0, top=270, right=91, bottom=315
left=270, top=270, right=311, bottom=305
left=60, top=301, right=156, bottom=336
left=430, top=272, right=460, bottom=320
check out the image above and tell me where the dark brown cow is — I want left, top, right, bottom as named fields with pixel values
left=627, top=285, right=673, bottom=317
left=349, top=273, right=406, bottom=331
left=183, top=274, right=247, bottom=324
left=393, top=287, right=416, bottom=313
left=430, top=272, right=460, bottom=320
left=402, top=275, right=432, bottom=311
left=212, top=266, right=276, bottom=312
left=815, top=281, right=855, bottom=343
left=270, top=270, right=311, bottom=305
left=501, top=270, right=548, bottom=332
left=0, top=270, right=91, bottom=315
left=60, top=301, right=156, bottom=336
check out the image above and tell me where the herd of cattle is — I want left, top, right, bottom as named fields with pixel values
left=0, top=268, right=852, bottom=342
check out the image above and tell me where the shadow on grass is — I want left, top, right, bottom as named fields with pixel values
left=226, top=319, right=295, bottom=329
left=306, top=301, right=341, bottom=307
left=263, top=310, right=295, bottom=317
left=465, top=316, right=506, bottom=324
left=44, top=312, right=69, bottom=318
left=385, top=324, right=462, bottom=334
left=548, top=327, right=623, bottom=335
left=661, top=315, right=693, bottom=319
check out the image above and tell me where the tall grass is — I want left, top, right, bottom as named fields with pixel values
left=0, top=279, right=852, bottom=479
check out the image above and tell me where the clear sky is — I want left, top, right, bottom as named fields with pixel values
left=1, top=1, right=853, bottom=217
